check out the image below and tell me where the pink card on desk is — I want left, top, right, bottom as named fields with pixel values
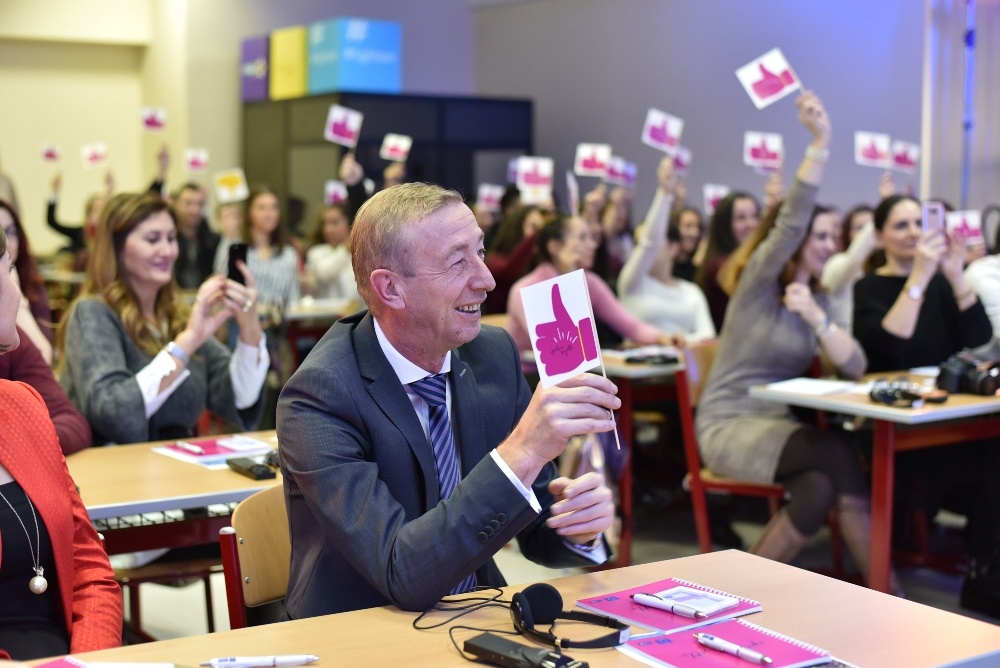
left=578, top=577, right=761, bottom=635
left=620, top=618, right=830, bottom=668
left=642, top=108, right=684, bottom=155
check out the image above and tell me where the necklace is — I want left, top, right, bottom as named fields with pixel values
left=0, top=486, right=48, bottom=594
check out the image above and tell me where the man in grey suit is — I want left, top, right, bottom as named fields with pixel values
left=278, top=182, right=620, bottom=618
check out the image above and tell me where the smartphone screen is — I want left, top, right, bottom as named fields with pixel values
left=227, top=243, right=249, bottom=284
left=922, top=201, right=945, bottom=234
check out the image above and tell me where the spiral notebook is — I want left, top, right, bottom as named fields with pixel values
left=576, top=578, right=762, bottom=634
left=619, top=618, right=831, bottom=668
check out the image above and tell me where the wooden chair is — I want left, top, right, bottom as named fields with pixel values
left=677, top=341, right=842, bottom=577
left=220, top=485, right=290, bottom=629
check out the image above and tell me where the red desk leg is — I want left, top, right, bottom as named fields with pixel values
left=870, top=420, right=896, bottom=593
left=615, top=377, right=633, bottom=567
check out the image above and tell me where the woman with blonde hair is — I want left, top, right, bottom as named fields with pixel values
left=60, top=192, right=268, bottom=444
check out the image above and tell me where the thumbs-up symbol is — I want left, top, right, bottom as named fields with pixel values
left=751, top=63, right=795, bottom=100
left=862, top=141, right=886, bottom=161
left=535, top=284, right=598, bottom=376
left=332, top=116, right=357, bottom=142
left=649, top=122, right=677, bottom=148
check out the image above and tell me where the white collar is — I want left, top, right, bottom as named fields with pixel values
left=373, top=317, right=451, bottom=385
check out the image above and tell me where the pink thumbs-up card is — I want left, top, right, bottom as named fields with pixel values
left=736, top=48, right=801, bottom=110
left=521, top=269, right=603, bottom=388
left=324, top=104, right=364, bottom=148
left=477, top=183, right=505, bottom=213
left=946, top=210, right=983, bottom=245
left=854, top=131, right=892, bottom=168
left=379, top=133, right=413, bottom=162
left=141, top=107, right=167, bottom=132
left=674, top=146, right=692, bottom=176
left=80, top=142, right=108, bottom=170
left=641, top=108, right=684, bottom=155
left=41, top=144, right=61, bottom=163
left=185, top=148, right=209, bottom=173
left=324, top=180, right=348, bottom=204
left=744, top=131, right=783, bottom=169
left=516, top=156, right=554, bottom=205
left=574, top=143, right=612, bottom=177
left=703, top=183, right=731, bottom=216
left=891, top=140, right=920, bottom=174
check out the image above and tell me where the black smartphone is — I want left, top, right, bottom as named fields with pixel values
left=227, top=243, right=249, bottom=284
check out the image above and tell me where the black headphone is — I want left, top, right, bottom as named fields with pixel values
left=510, top=583, right=630, bottom=649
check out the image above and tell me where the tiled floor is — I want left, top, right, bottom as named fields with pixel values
left=128, top=493, right=997, bottom=641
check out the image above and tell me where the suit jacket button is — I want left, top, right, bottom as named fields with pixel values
left=477, top=531, right=489, bottom=543
left=489, top=520, right=501, bottom=531
left=496, top=513, right=507, bottom=524
left=483, top=526, right=495, bottom=537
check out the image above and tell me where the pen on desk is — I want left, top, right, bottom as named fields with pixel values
left=175, top=441, right=206, bottom=455
left=200, top=656, right=320, bottom=668
left=693, top=633, right=772, bottom=665
left=630, top=592, right=707, bottom=618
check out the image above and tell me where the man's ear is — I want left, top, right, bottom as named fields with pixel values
left=370, top=269, right=406, bottom=311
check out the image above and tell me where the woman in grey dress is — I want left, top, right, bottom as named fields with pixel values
left=59, top=192, right=269, bottom=445
left=696, top=92, right=877, bottom=579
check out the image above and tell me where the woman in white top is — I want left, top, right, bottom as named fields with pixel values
left=617, top=157, right=713, bottom=342
left=238, top=187, right=300, bottom=313
left=820, top=205, right=877, bottom=332
left=303, top=203, right=362, bottom=309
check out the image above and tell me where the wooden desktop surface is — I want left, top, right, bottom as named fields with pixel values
left=67, top=431, right=281, bottom=520
left=750, top=378, right=1000, bottom=425
left=54, top=551, right=1000, bottom=668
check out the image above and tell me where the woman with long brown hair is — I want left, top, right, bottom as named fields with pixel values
left=0, top=200, right=53, bottom=363
left=59, top=192, right=268, bottom=444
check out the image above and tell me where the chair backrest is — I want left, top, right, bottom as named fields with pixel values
left=220, top=485, right=289, bottom=629
left=682, top=340, right=719, bottom=409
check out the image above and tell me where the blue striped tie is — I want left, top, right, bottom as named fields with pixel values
left=410, top=373, right=477, bottom=595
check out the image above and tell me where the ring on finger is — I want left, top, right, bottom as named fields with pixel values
left=242, top=298, right=253, bottom=313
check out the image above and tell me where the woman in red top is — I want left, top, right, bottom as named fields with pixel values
left=0, top=226, right=122, bottom=660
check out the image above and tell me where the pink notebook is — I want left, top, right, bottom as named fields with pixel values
left=154, top=435, right=273, bottom=464
left=576, top=577, right=761, bottom=634
left=619, top=618, right=830, bottom=668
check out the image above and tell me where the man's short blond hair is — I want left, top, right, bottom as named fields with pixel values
left=351, top=182, right=464, bottom=311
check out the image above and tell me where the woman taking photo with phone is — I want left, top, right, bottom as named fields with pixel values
left=59, top=192, right=268, bottom=445
left=852, top=195, right=1000, bottom=618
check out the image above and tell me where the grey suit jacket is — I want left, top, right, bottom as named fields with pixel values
left=277, top=311, right=595, bottom=618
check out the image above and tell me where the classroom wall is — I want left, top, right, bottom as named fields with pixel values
left=0, top=0, right=477, bottom=255
left=184, top=0, right=477, bottom=209
left=474, top=0, right=926, bottom=219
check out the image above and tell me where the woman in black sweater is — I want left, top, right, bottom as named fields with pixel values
left=853, top=194, right=1000, bottom=618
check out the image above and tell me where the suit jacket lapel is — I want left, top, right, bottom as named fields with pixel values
left=352, top=314, right=439, bottom=506
left=450, top=350, right=486, bottom=477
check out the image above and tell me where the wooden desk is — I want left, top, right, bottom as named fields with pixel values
left=750, top=379, right=1000, bottom=594
left=68, top=431, right=281, bottom=554
left=56, top=551, right=1000, bottom=667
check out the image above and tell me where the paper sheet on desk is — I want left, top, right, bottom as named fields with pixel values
left=765, top=378, right=861, bottom=395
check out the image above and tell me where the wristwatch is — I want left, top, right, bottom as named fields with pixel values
left=905, top=283, right=924, bottom=301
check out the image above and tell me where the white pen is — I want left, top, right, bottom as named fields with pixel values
left=630, top=592, right=707, bottom=619
left=176, top=441, right=206, bottom=455
left=694, top=633, right=772, bottom=665
left=200, top=656, right=319, bottom=668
